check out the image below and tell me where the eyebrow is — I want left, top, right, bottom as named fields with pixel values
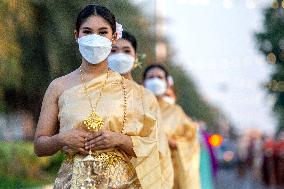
left=98, top=27, right=109, bottom=30
left=122, top=46, right=131, bottom=49
left=111, top=45, right=131, bottom=49
left=81, top=27, right=109, bottom=30
left=82, top=27, right=92, bottom=30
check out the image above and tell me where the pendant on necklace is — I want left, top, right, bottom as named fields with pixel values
left=83, top=111, right=104, bottom=132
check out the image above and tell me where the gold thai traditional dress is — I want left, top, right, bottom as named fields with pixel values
left=157, top=110, right=174, bottom=189
left=158, top=99, right=201, bottom=189
left=131, top=82, right=174, bottom=189
left=54, top=71, right=161, bottom=189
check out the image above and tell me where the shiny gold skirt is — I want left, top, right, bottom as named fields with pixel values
left=54, top=152, right=141, bottom=189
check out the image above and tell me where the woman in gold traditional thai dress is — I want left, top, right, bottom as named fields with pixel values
left=143, top=64, right=201, bottom=189
left=34, top=5, right=161, bottom=189
left=108, top=31, right=174, bottom=189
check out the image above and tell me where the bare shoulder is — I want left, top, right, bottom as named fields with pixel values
left=46, top=70, right=79, bottom=100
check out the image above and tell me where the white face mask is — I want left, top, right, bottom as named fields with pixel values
left=77, top=34, right=112, bottom=64
left=162, top=96, right=175, bottom=104
left=107, top=53, right=135, bottom=74
left=145, top=78, right=167, bottom=96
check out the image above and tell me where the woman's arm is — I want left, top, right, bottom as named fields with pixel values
left=34, top=80, right=63, bottom=156
left=34, top=80, right=89, bottom=156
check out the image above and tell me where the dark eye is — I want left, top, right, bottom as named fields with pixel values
left=111, top=49, right=117, bottom=53
left=124, top=50, right=131, bottom=54
left=99, top=31, right=108, bottom=35
left=83, top=30, right=92, bottom=34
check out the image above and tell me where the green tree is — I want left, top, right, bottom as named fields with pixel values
left=255, top=0, right=284, bottom=133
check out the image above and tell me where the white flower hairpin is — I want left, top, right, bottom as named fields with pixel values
left=116, top=22, right=123, bottom=39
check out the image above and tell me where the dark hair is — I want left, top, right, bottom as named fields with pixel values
left=76, top=4, right=116, bottom=33
left=121, top=31, right=137, bottom=52
left=143, top=63, right=169, bottom=81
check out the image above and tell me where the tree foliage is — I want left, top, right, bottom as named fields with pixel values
left=255, top=0, right=284, bottom=132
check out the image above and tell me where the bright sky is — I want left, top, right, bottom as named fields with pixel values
left=134, top=0, right=277, bottom=135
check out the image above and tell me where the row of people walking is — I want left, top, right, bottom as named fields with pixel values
left=34, top=4, right=215, bottom=188
left=237, top=131, right=284, bottom=188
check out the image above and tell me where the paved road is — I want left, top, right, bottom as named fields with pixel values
left=215, top=167, right=282, bottom=189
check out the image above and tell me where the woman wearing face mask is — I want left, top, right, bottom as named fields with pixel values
left=34, top=5, right=161, bottom=189
left=108, top=31, right=137, bottom=80
left=143, top=64, right=201, bottom=189
left=108, top=31, right=174, bottom=189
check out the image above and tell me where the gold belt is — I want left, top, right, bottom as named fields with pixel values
left=65, top=151, right=123, bottom=168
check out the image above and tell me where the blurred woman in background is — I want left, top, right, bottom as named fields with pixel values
left=108, top=30, right=174, bottom=189
left=143, top=64, right=201, bottom=189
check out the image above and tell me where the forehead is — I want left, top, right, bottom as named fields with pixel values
left=146, top=67, right=166, bottom=77
left=80, top=15, right=112, bottom=30
left=116, top=39, right=133, bottom=48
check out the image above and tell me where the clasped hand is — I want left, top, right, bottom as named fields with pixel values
left=85, top=130, right=122, bottom=150
left=60, top=128, right=122, bottom=155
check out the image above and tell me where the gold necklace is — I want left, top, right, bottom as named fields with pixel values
left=79, top=66, right=109, bottom=131
left=121, top=75, right=127, bottom=133
left=79, top=66, right=127, bottom=133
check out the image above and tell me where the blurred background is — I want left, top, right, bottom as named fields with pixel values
left=0, top=0, right=283, bottom=188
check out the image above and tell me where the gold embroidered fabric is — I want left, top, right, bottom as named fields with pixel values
left=158, top=99, right=201, bottom=189
left=54, top=71, right=161, bottom=189
left=140, top=87, right=174, bottom=189
left=54, top=157, right=73, bottom=189
left=70, top=153, right=140, bottom=188
left=157, top=108, right=174, bottom=189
